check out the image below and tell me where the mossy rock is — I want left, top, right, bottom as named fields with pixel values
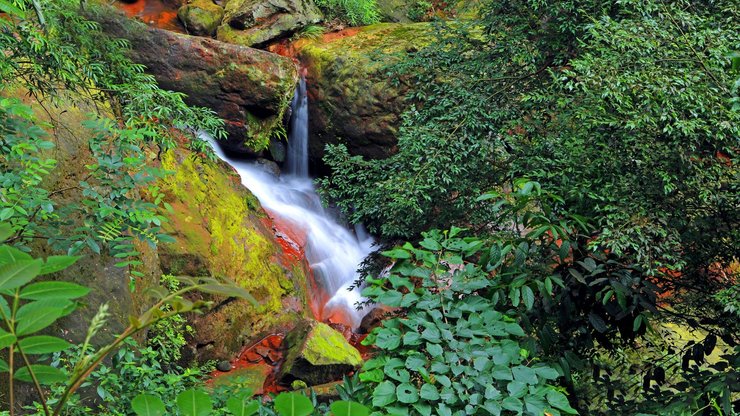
left=178, top=0, right=225, bottom=36
left=280, top=320, right=362, bottom=386
left=295, top=23, right=432, bottom=165
left=218, top=0, right=322, bottom=48
left=158, top=148, right=310, bottom=361
left=90, top=3, right=298, bottom=154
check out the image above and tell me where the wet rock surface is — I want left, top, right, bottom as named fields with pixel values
left=218, top=0, right=322, bottom=47
left=280, top=320, right=363, bottom=386
left=178, top=0, right=225, bottom=36
left=294, top=23, right=432, bottom=165
left=94, top=4, right=298, bottom=154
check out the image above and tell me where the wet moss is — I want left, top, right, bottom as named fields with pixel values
left=158, top=150, right=301, bottom=359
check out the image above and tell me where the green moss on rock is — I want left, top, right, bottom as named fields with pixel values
left=296, top=23, right=432, bottom=162
left=178, top=0, right=225, bottom=37
left=159, top=149, right=304, bottom=360
left=280, top=320, right=362, bottom=386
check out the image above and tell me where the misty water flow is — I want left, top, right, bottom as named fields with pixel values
left=203, top=77, right=374, bottom=328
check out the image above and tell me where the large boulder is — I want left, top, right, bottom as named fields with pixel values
left=178, top=0, right=225, bottom=36
left=280, top=320, right=362, bottom=386
left=157, top=147, right=310, bottom=361
left=91, top=4, right=298, bottom=154
left=294, top=23, right=432, bottom=165
left=217, top=0, right=322, bottom=48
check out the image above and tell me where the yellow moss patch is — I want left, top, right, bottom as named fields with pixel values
left=158, top=149, right=295, bottom=348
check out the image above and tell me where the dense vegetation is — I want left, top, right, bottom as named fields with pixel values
left=321, top=0, right=739, bottom=414
left=0, top=0, right=737, bottom=415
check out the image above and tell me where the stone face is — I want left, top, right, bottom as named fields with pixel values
left=218, top=0, right=322, bottom=47
left=295, top=23, right=432, bottom=166
left=91, top=4, right=298, bottom=154
left=280, top=320, right=362, bottom=386
left=178, top=0, right=225, bottom=36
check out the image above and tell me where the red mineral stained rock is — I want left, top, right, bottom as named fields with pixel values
left=244, top=350, right=263, bottom=363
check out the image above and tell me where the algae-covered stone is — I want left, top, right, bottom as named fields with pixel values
left=178, top=0, right=225, bottom=36
left=158, top=149, right=308, bottom=361
left=295, top=23, right=432, bottom=164
left=280, top=320, right=362, bottom=386
left=218, top=0, right=322, bottom=47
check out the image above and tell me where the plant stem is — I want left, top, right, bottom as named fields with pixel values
left=16, top=344, right=51, bottom=416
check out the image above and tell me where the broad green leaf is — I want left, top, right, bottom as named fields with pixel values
left=176, top=389, right=213, bottom=416
left=15, top=300, right=69, bottom=336
left=330, top=401, right=371, bottom=416
left=0, top=223, right=12, bottom=241
left=20, top=281, right=90, bottom=300
left=0, top=358, right=8, bottom=372
left=0, top=245, right=32, bottom=265
left=226, top=396, right=260, bottom=416
left=419, top=383, right=440, bottom=401
left=14, top=365, right=66, bottom=384
left=396, top=383, right=419, bottom=404
left=546, top=390, right=578, bottom=414
left=372, top=381, right=397, bottom=407
left=39, top=256, right=81, bottom=275
left=198, top=284, right=256, bottom=304
left=375, top=328, right=401, bottom=350
left=0, top=328, right=16, bottom=349
left=0, top=208, right=14, bottom=222
left=382, top=248, right=411, bottom=259
left=18, top=336, right=72, bottom=354
left=0, top=0, right=25, bottom=17
left=131, top=394, right=167, bottom=416
left=0, top=259, right=42, bottom=290
left=273, top=392, right=314, bottom=416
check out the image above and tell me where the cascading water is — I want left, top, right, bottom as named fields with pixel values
left=202, top=77, right=374, bottom=328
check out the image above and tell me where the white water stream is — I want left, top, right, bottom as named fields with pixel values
left=203, top=78, right=374, bottom=328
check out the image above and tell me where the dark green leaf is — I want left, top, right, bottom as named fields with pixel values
left=14, top=365, right=66, bottom=384
left=18, top=336, right=72, bottom=354
left=20, top=281, right=89, bottom=300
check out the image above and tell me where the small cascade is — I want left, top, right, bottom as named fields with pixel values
left=285, top=77, right=309, bottom=177
left=203, top=77, right=374, bottom=328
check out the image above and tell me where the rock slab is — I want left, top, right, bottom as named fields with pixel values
left=280, top=320, right=362, bottom=386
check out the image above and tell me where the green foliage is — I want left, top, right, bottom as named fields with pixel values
left=0, top=223, right=251, bottom=415
left=291, top=24, right=326, bottom=41
left=313, top=0, right=380, bottom=26
left=359, top=200, right=579, bottom=414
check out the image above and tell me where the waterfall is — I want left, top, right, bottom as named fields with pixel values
left=285, top=77, right=309, bottom=177
left=202, top=77, right=374, bottom=328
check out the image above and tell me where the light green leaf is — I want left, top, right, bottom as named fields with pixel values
left=15, top=300, right=69, bottom=336
left=20, top=281, right=89, bottom=300
left=0, top=328, right=16, bottom=349
left=0, top=358, right=8, bottom=372
left=382, top=248, right=411, bottom=259
left=0, top=259, right=42, bottom=290
left=396, top=383, right=419, bottom=404
left=0, top=223, right=12, bottom=241
left=18, top=336, right=72, bottom=354
left=419, top=383, right=439, bottom=401
left=372, top=381, right=397, bottom=407
left=0, top=0, right=26, bottom=17
left=273, top=392, right=314, bottom=416
left=329, top=401, right=371, bottom=416
left=226, top=396, right=259, bottom=416
left=131, top=394, right=167, bottom=416
left=176, top=389, right=213, bottom=416
left=0, top=245, right=32, bottom=265
left=14, top=365, right=66, bottom=385
left=546, top=390, right=577, bottom=414
left=39, top=256, right=81, bottom=275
